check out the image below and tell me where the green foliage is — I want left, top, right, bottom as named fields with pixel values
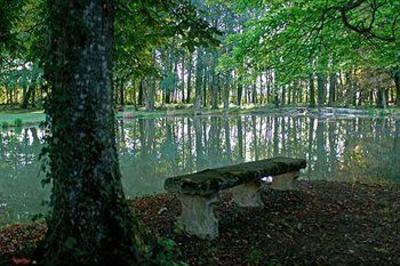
left=219, top=0, right=400, bottom=83
left=0, top=0, right=23, bottom=59
left=114, top=0, right=219, bottom=83
left=249, top=248, right=263, bottom=265
left=151, top=238, right=187, bottom=266
left=1, top=121, right=9, bottom=128
left=13, top=118, right=22, bottom=127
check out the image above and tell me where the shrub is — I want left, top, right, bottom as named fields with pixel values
left=14, top=118, right=23, bottom=127
left=1, top=121, right=9, bottom=128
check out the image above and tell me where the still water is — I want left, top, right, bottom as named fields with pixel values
left=0, top=114, right=399, bottom=226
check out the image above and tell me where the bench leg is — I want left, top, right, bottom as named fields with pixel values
left=178, top=194, right=219, bottom=240
left=271, top=171, right=299, bottom=190
left=232, top=181, right=264, bottom=207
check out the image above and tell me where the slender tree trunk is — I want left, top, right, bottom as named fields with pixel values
left=202, top=66, right=208, bottom=108
left=194, top=49, right=203, bottom=113
left=145, top=78, right=155, bottom=112
left=395, top=70, right=400, bottom=106
left=31, top=86, right=36, bottom=107
left=223, top=74, right=230, bottom=111
left=377, top=88, right=387, bottom=108
left=210, top=52, right=218, bottom=110
left=181, top=54, right=185, bottom=103
left=37, top=1, right=146, bottom=264
left=186, top=55, right=193, bottom=104
left=328, top=72, right=336, bottom=106
left=309, top=73, right=316, bottom=107
left=251, top=83, right=257, bottom=104
left=317, top=72, right=325, bottom=107
left=281, top=86, right=286, bottom=106
left=211, top=72, right=218, bottom=110
left=119, top=79, right=125, bottom=107
left=138, top=79, right=144, bottom=106
left=345, top=71, right=354, bottom=107
left=237, top=76, right=243, bottom=106
left=21, top=85, right=34, bottom=109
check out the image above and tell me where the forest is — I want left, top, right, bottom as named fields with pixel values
left=1, top=0, right=399, bottom=112
left=0, top=0, right=399, bottom=265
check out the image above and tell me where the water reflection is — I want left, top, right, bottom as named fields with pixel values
left=1, top=115, right=399, bottom=226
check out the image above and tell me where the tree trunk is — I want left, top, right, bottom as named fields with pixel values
left=281, top=86, right=286, bottom=106
left=345, top=71, right=354, bottom=107
left=251, top=83, right=257, bottom=104
left=317, top=72, right=325, bottom=107
left=237, top=77, right=243, bottom=106
left=138, top=79, right=144, bottom=106
left=210, top=70, right=218, bottom=110
left=181, top=54, right=185, bottom=103
left=328, top=72, right=336, bottom=106
left=194, top=49, right=203, bottom=113
left=119, top=79, right=125, bottom=107
left=377, top=88, right=387, bottom=108
left=21, top=85, right=34, bottom=109
left=202, top=66, right=208, bottom=108
left=145, top=78, right=155, bottom=112
left=186, top=55, right=193, bottom=104
left=223, top=74, right=230, bottom=111
left=395, top=70, right=400, bottom=106
left=37, top=1, right=146, bottom=264
left=309, top=74, right=316, bottom=107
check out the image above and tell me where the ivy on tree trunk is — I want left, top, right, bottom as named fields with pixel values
left=37, top=0, right=148, bottom=264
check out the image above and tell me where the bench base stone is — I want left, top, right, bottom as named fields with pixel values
left=232, top=181, right=264, bottom=207
left=178, top=194, right=219, bottom=240
left=271, top=171, right=299, bottom=190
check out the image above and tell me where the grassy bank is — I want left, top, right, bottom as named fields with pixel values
left=1, top=105, right=399, bottom=128
left=1, top=181, right=399, bottom=265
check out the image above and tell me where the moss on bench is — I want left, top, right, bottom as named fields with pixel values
left=165, top=157, right=306, bottom=196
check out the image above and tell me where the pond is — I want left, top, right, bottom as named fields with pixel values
left=0, top=114, right=399, bottom=226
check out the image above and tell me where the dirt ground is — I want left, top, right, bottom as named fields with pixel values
left=1, top=181, right=399, bottom=265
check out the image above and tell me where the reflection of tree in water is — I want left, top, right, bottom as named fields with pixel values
left=119, top=116, right=398, bottom=193
left=324, top=118, right=400, bottom=182
left=1, top=115, right=400, bottom=225
left=0, top=127, right=48, bottom=225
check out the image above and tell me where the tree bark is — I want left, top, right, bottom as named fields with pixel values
left=309, top=73, right=316, bottom=107
left=138, top=79, right=144, bottom=106
left=181, top=54, right=185, bottom=103
left=223, top=74, right=230, bottom=111
left=377, top=88, right=387, bottom=108
left=328, top=72, right=337, bottom=106
left=202, top=66, right=208, bottom=108
left=37, top=1, right=146, bottom=264
left=186, top=54, right=193, bottom=103
left=21, top=85, right=34, bottom=109
left=394, top=70, right=400, bottom=106
left=237, top=76, right=243, bottom=106
left=317, top=72, right=325, bottom=107
left=145, top=78, right=155, bottom=112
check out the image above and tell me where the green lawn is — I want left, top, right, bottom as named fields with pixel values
left=1, top=105, right=399, bottom=128
left=0, top=110, right=46, bottom=127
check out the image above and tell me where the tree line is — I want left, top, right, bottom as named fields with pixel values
left=1, top=1, right=399, bottom=111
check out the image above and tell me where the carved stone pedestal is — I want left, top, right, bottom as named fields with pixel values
left=178, top=194, right=219, bottom=240
left=231, top=181, right=264, bottom=207
left=271, top=171, right=299, bottom=190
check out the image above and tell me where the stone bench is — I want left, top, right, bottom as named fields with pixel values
left=164, top=157, right=307, bottom=240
